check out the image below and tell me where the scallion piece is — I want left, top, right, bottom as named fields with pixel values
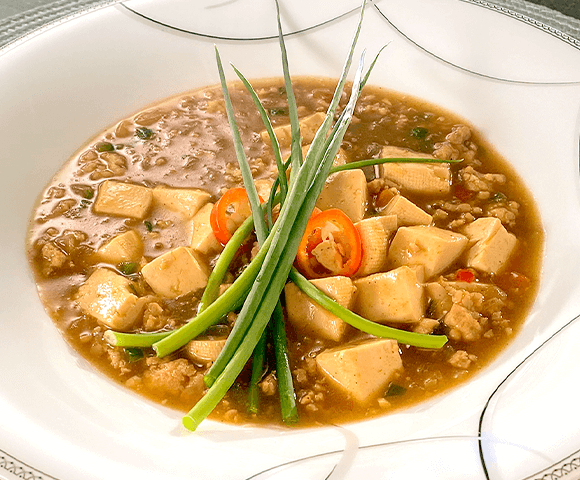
left=288, top=268, right=448, bottom=350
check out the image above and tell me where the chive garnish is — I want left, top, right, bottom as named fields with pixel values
left=410, top=126, right=429, bottom=139
left=385, top=383, right=407, bottom=397
left=118, top=261, right=138, bottom=275
left=125, top=347, right=144, bottom=363
left=144, top=220, right=154, bottom=232
left=97, top=142, right=115, bottom=152
left=135, top=126, right=154, bottom=140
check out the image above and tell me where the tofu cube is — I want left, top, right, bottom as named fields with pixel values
left=443, top=303, right=483, bottom=341
left=152, top=185, right=211, bottom=219
left=190, top=203, right=223, bottom=255
left=94, top=180, right=153, bottom=219
left=97, top=230, right=144, bottom=265
left=383, top=195, right=432, bottom=226
left=316, top=169, right=368, bottom=223
left=463, top=217, right=517, bottom=274
left=185, top=338, right=227, bottom=365
left=316, top=339, right=403, bottom=403
left=285, top=276, right=355, bottom=342
left=353, top=266, right=424, bottom=324
left=380, top=146, right=451, bottom=195
left=388, top=226, right=468, bottom=279
left=141, top=247, right=208, bottom=299
left=262, top=111, right=326, bottom=148
left=354, top=215, right=397, bottom=277
left=75, top=268, right=149, bottom=331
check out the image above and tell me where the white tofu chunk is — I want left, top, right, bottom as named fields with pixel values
left=94, top=180, right=153, bottom=219
left=141, top=247, right=208, bottom=299
left=388, top=226, right=468, bottom=279
left=97, top=230, right=143, bottom=265
left=262, top=112, right=326, bottom=148
left=285, top=276, right=355, bottom=342
left=316, top=169, right=368, bottom=223
left=443, top=303, right=483, bottom=341
left=316, top=339, right=403, bottom=403
left=353, top=266, right=424, bottom=324
left=463, top=217, right=517, bottom=274
left=185, top=338, right=227, bottom=365
left=75, top=268, right=149, bottom=331
left=380, top=146, right=451, bottom=195
left=190, top=203, right=223, bottom=255
left=354, top=215, right=397, bottom=277
left=152, top=185, right=211, bottom=219
left=383, top=195, right=432, bottom=226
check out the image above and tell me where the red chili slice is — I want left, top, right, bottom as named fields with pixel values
left=210, top=188, right=264, bottom=245
left=296, top=208, right=362, bottom=279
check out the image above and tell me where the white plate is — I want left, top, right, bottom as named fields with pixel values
left=1, top=1, right=580, bottom=479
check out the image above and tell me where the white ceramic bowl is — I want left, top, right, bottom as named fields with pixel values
left=1, top=1, right=580, bottom=479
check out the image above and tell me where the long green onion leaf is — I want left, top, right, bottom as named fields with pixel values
left=271, top=301, right=298, bottom=424
left=274, top=0, right=302, bottom=182
left=215, top=46, right=268, bottom=245
left=247, top=330, right=267, bottom=414
left=288, top=268, right=448, bottom=349
left=232, top=65, right=288, bottom=206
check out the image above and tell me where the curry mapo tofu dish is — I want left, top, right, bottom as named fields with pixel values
left=27, top=77, right=543, bottom=429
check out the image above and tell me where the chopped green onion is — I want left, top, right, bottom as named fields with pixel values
left=118, top=261, right=138, bottom=275
left=247, top=331, right=267, bottom=414
left=490, top=192, right=507, bottom=202
left=288, top=268, right=447, bottom=349
left=83, top=189, right=94, bottom=199
left=144, top=220, right=154, bottom=232
left=385, top=383, right=407, bottom=397
left=97, top=142, right=115, bottom=152
left=135, top=127, right=154, bottom=140
left=410, top=126, right=429, bottom=139
left=125, top=347, right=144, bottom=363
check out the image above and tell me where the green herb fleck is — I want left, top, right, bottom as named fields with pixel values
left=125, top=347, right=144, bottom=363
left=385, top=383, right=407, bottom=397
left=269, top=108, right=288, bottom=116
left=83, top=189, right=94, bottom=199
left=97, top=142, right=115, bottom=152
left=144, top=220, right=154, bottom=232
left=118, top=261, right=138, bottom=275
left=490, top=192, right=507, bottom=202
left=135, top=127, right=154, bottom=140
left=80, top=199, right=92, bottom=209
left=410, top=127, right=429, bottom=139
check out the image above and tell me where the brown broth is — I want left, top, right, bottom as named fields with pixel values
left=27, top=77, right=543, bottom=427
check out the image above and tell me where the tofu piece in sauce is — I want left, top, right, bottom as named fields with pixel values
left=353, top=265, right=424, bottom=324
left=285, top=276, right=355, bottom=342
left=96, top=230, right=143, bottom=265
left=152, top=185, right=211, bottom=219
left=141, top=247, right=209, bottom=299
left=380, top=146, right=451, bottom=195
left=388, top=226, right=468, bottom=279
left=75, top=268, right=149, bottom=331
left=463, top=217, right=517, bottom=274
left=316, top=169, right=368, bottom=223
left=190, top=203, right=223, bottom=255
left=93, top=180, right=153, bottom=219
left=316, top=339, right=403, bottom=403
left=354, top=215, right=397, bottom=277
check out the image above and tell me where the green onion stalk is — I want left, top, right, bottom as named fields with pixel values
left=104, top=0, right=450, bottom=432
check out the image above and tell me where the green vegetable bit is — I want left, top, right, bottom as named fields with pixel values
left=125, top=347, right=144, bottom=363
left=118, top=261, right=138, bottom=275
left=96, top=142, right=115, bottom=152
left=410, top=126, right=429, bottom=139
left=135, top=126, right=154, bottom=140
left=144, top=220, right=154, bottom=232
left=385, top=383, right=407, bottom=397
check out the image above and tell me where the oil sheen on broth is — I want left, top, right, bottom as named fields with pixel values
left=27, top=77, right=543, bottom=427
